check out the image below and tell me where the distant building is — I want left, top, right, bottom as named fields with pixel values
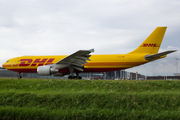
left=147, top=76, right=180, bottom=80
left=0, top=68, right=17, bottom=77
left=0, top=67, right=145, bottom=80
left=174, top=73, right=180, bottom=76
left=146, top=72, right=180, bottom=80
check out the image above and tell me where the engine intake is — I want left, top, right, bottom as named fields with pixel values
left=37, top=66, right=59, bottom=76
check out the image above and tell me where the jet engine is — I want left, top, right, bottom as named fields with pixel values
left=37, top=66, right=59, bottom=76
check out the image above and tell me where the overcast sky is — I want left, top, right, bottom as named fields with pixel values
left=0, top=0, right=180, bottom=76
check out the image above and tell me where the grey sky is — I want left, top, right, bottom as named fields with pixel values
left=0, top=0, right=180, bottom=76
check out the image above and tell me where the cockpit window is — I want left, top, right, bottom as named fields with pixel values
left=6, top=60, right=9, bottom=62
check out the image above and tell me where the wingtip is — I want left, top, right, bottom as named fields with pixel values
left=89, top=49, right=95, bottom=52
left=79, top=49, right=94, bottom=52
left=168, top=50, right=177, bottom=53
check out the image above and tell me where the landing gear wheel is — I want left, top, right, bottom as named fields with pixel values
left=68, top=76, right=82, bottom=79
left=17, top=72, right=22, bottom=79
left=18, top=75, right=22, bottom=79
left=68, top=76, right=74, bottom=79
left=76, top=73, right=82, bottom=79
left=78, top=76, right=82, bottom=79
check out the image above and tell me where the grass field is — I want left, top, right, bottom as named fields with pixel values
left=0, top=78, right=180, bottom=119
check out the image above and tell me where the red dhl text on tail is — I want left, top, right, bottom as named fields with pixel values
left=140, top=43, right=159, bottom=47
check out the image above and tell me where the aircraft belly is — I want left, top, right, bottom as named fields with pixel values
left=7, top=68, right=37, bottom=73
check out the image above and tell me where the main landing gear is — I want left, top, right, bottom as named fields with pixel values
left=68, top=75, right=82, bottom=79
left=68, top=71, right=82, bottom=79
left=67, top=67, right=82, bottom=79
left=17, top=72, right=22, bottom=79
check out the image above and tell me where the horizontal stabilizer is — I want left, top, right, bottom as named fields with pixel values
left=145, top=50, right=176, bottom=60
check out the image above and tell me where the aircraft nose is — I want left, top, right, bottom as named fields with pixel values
left=2, top=63, right=5, bottom=68
left=2, top=62, right=9, bottom=68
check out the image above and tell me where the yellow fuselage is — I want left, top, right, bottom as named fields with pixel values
left=2, top=53, right=163, bottom=74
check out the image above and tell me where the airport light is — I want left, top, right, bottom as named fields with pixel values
left=176, top=58, right=179, bottom=73
left=164, top=64, right=167, bottom=80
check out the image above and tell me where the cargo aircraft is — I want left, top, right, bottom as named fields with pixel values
left=2, top=27, right=176, bottom=79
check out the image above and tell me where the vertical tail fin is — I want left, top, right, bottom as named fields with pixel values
left=129, top=27, right=167, bottom=54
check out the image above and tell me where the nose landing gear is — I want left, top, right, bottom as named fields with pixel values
left=17, top=72, right=22, bottom=79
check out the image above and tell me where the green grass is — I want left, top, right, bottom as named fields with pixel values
left=0, top=78, right=180, bottom=119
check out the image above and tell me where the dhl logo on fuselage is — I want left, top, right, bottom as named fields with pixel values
left=140, top=43, right=159, bottom=47
left=19, top=58, right=55, bottom=67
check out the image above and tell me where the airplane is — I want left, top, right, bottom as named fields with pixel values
left=2, top=27, right=176, bottom=79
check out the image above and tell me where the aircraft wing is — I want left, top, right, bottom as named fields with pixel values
left=145, top=50, right=176, bottom=60
left=53, top=49, right=94, bottom=71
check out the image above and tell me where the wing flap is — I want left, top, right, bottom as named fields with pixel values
left=145, top=50, right=176, bottom=60
left=53, top=49, right=94, bottom=71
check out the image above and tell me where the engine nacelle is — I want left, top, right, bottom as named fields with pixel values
left=37, top=66, right=59, bottom=76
